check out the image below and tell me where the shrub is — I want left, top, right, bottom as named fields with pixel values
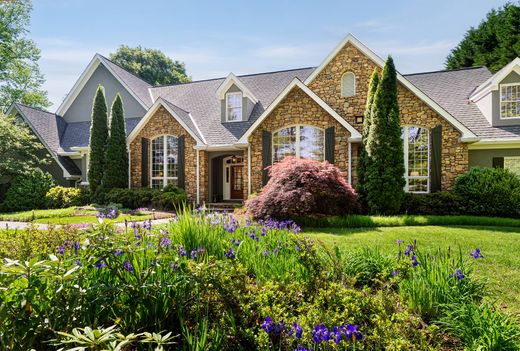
left=343, top=247, right=395, bottom=287
left=453, top=167, right=520, bottom=218
left=1, top=169, right=54, bottom=212
left=401, top=192, right=465, bottom=216
left=105, top=186, right=187, bottom=210
left=246, top=157, right=359, bottom=220
left=153, top=185, right=188, bottom=210
left=45, top=186, right=90, bottom=209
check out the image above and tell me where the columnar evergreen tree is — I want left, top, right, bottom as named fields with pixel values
left=88, top=86, right=108, bottom=195
left=103, top=93, right=129, bottom=189
left=356, top=68, right=379, bottom=209
left=365, top=57, right=405, bottom=215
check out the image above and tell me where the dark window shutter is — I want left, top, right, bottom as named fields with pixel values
left=178, top=136, right=185, bottom=189
left=141, top=138, right=149, bottom=187
left=430, top=125, right=442, bottom=192
left=325, top=127, right=335, bottom=163
left=492, top=157, right=504, bottom=169
left=262, top=130, right=272, bottom=186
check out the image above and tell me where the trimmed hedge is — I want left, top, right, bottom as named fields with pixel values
left=45, top=186, right=90, bottom=209
left=105, top=186, right=187, bottom=210
left=401, top=192, right=466, bottom=216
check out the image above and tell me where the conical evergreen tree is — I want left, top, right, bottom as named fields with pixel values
left=103, top=93, right=129, bottom=189
left=356, top=68, right=379, bottom=210
left=365, top=56, right=405, bottom=214
left=88, top=86, right=108, bottom=195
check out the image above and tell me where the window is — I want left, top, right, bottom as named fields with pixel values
left=402, top=126, right=430, bottom=193
left=272, top=125, right=324, bottom=163
left=151, top=135, right=178, bottom=188
left=226, top=92, right=242, bottom=121
left=500, top=84, right=520, bottom=118
left=341, top=72, right=356, bottom=97
left=504, top=156, right=520, bottom=176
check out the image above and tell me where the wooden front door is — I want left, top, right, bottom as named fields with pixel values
left=230, top=165, right=244, bottom=199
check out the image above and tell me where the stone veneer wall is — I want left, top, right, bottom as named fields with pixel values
left=129, top=106, right=207, bottom=202
left=246, top=86, right=352, bottom=195
left=308, top=42, right=468, bottom=190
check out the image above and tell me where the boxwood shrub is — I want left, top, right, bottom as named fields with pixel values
left=45, top=186, right=90, bottom=209
left=105, top=186, right=187, bottom=210
left=401, top=191, right=466, bottom=216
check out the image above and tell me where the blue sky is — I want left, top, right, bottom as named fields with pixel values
left=30, top=0, right=509, bottom=110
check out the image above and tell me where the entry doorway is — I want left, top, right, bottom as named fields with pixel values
left=223, top=156, right=244, bottom=200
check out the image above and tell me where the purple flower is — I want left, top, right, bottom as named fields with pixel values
left=312, top=324, right=331, bottom=343
left=411, top=255, right=419, bottom=267
left=262, top=249, right=269, bottom=256
left=159, top=236, right=172, bottom=248
left=177, top=245, right=187, bottom=257
left=113, top=249, right=123, bottom=256
left=123, top=260, right=133, bottom=272
left=75, top=259, right=82, bottom=267
left=274, top=322, right=286, bottom=336
left=224, top=247, right=235, bottom=259
left=106, top=208, right=117, bottom=219
left=261, top=316, right=274, bottom=333
left=170, top=262, right=179, bottom=272
left=72, top=241, right=80, bottom=251
left=295, top=346, right=310, bottom=351
left=57, top=245, right=65, bottom=255
left=391, top=270, right=401, bottom=276
left=451, top=268, right=465, bottom=280
left=95, top=259, right=106, bottom=269
left=143, top=219, right=152, bottom=231
left=404, top=245, right=414, bottom=256
left=289, top=322, right=303, bottom=339
left=396, top=239, right=403, bottom=244
left=344, top=323, right=362, bottom=341
left=470, top=248, right=484, bottom=259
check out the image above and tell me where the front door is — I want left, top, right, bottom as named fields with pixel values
left=230, top=165, right=243, bottom=199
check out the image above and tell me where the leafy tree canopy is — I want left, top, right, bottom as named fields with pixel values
left=109, top=45, right=191, bottom=85
left=0, top=112, right=47, bottom=177
left=446, top=2, right=520, bottom=72
left=0, top=0, right=50, bottom=111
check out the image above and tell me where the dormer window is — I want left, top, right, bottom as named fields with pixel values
left=500, top=83, right=520, bottom=119
left=226, top=92, right=242, bottom=122
left=341, top=72, right=356, bottom=97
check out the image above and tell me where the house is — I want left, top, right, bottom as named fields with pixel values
left=8, top=34, right=520, bottom=204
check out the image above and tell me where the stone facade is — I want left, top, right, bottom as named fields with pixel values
left=245, top=86, right=352, bottom=195
left=129, top=106, right=207, bottom=202
left=308, top=42, right=468, bottom=190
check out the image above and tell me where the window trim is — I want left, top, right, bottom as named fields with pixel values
left=272, top=124, right=325, bottom=163
left=402, top=125, right=430, bottom=194
left=499, top=83, right=520, bottom=120
left=225, top=91, right=243, bottom=122
left=340, top=72, right=356, bottom=97
left=150, top=134, right=178, bottom=189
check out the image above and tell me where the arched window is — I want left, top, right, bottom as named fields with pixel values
left=341, top=72, right=356, bottom=97
left=402, top=126, right=430, bottom=193
left=272, top=125, right=324, bottom=163
left=151, top=135, right=178, bottom=188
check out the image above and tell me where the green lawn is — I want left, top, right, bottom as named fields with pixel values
left=305, top=225, right=520, bottom=314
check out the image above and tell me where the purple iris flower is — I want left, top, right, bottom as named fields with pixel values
left=95, top=259, right=106, bottom=268
left=470, top=248, right=484, bottom=259
left=344, top=323, right=362, bottom=340
left=391, top=270, right=401, bottom=276
left=177, top=245, right=187, bottom=257
left=451, top=268, right=465, bottom=280
left=113, top=249, right=123, bottom=256
left=262, top=249, right=269, bottom=256
left=261, top=316, right=274, bottom=333
left=411, top=255, right=419, bottom=267
left=123, top=260, right=133, bottom=271
left=75, top=259, right=82, bottom=267
left=57, top=245, right=65, bottom=255
left=224, top=247, right=235, bottom=259
left=159, top=236, right=172, bottom=248
left=404, top=245, right=414, bottom=256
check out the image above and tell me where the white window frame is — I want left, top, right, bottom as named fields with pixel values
left=402, top=125, right=430, bottom=194
left=341, top=72, right=356, bottom=97
left=150, top=135, right=178, bottom=189
left=499, top=83, right=520, bottom=119
left=272, top=124, right=325, bottom=163
left=225, top=92, right=243, bottom=122
left=504, top=156, right=520, bottom=176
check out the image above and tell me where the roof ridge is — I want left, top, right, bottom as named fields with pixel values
left=97, top=53, right=152, bottom=87
left=404, top=66, right=487, bottom=76
left=151, top=66, right=316, bottom=89
left=14, top=102, right=55, bottom=115
left=161, top=98, right=190, bottom=114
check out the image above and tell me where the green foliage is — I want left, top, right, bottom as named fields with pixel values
left=401, top=192, right=466, bottom=216
left=105, top=186, right=187, bottom=210
left=453, top=167, right=520, bottom=218
left=437, top=303, right=520, bottom=351
left=102, top=94, right=129, bottom=189
left=1, top=168, right=54, bottom=211
left=109, top=45, right=191, bottom=85
left=356, top=68, right=379, bottom=210
left=342, top=247, right=395, bottom=287
left=45, top=186, right=90, bottom=209
left=446, top=3, right=520, bottom=72
left=365, top=56, right=405, bottom=215
left=0, top=0, right=50, bottom=111
left=88, top=86, right=108, bottom=196
left=0, top=112, right=47, bottom=177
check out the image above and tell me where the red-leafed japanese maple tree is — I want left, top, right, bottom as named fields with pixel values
left=246, top=157, right=359, bottom=219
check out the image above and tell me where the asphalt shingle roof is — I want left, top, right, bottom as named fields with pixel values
left=404, top=67, right=520, bottom=139
left=150, top=68, right=315, bottom=145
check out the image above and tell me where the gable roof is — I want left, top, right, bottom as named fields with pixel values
left=305, top=33, right=479, bottom=142
left=8, top=103, right=81, bottom=177
left=215, top=73, right=259, bottom=103
left=150, top=67, right=315, bottom=145
left=56, top=54, right=153, bottom=117
left=470, top=57, right=520, bottom=101
left=238, top=78, right=361, bottom=144
left=405, top=67, right=520, bottom=140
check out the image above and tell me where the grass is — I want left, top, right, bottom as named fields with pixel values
left=305, top=225, right=520, bottom=314
left=299, top=214, right=520, bottom=228
left=0, top=207, right=152, bottom=225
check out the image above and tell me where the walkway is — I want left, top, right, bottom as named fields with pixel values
left=0, top=217, right=174, bottom=231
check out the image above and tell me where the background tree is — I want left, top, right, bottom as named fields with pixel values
left=0, top=0, right=50, bottom=111
left=109, top=45, right=191, bottom=85
left=102, top=94, right=129, bottom=189
left=365, top=56, right=405, bottom=215
left=446, top=2, right=520, bottom=72
left=356, top=68, right=379, bottom=210
left=0, top=112, right=46, bottom=177
left=88, top=86, right=108, bottom=195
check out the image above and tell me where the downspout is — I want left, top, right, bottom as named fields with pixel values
left=348, top=142, right=352, bottom=184
left=247, top=143, right=252, bottom=196
left=128, top=148, right=131, bottom=189
left=196, top=149, right=200, bottom=205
